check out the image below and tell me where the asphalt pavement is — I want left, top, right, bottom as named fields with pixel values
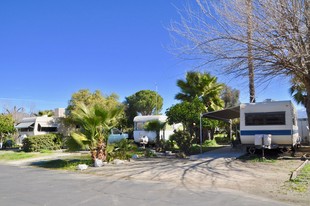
left=0, top=164, right=291, bottom=206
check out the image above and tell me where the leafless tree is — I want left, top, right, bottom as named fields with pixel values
left=169, top=0, right=310, bottom=122
left=4, top=106, right=28, bottom=123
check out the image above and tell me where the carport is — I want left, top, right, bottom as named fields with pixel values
left=199, top=106, right=240, bottom=153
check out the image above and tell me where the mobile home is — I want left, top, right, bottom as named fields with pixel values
left=15, top=115, right=59, bottom=138
left=133, top=115, right=181, bottom=144
left=240, top=100, right=299, bottom=149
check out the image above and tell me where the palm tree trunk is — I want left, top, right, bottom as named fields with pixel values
left=246, top=0, right=255, bottom=103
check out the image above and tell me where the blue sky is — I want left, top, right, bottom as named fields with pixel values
left=0, top=0, right=304, bottom=116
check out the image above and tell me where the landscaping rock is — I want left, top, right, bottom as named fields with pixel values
left=113, top=159, right=125, bottom=165
left=77, top=164, right=88, bottom=170
left=94, top=159, right=103, bottom=167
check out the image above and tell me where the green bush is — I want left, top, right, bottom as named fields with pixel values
left=63, top=136, right=89, bottom=151
left=203, top=139, right=218, bottom=146
left=214, top=134, right=230, bottom=145
left=108, top=139, right=134, bottom=161
left=2, top=136, right=15, bottom=148
left=22, top=134, right=63, bottom=152
left=170, top=130, right=193, bottom=155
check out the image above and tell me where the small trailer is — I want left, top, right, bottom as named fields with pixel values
left=201, top=100, right=300, bottom=154
left=240, top=100, right=299, bottom=152
left=133, top=115, right=181, bottom=144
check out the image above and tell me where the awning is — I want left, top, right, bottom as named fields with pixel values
left=202, top=105, right=240, bottom=122
left=15, top=122, right=35, bottom=129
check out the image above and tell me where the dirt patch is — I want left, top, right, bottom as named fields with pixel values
left=82, top=149, right=310, bottom=206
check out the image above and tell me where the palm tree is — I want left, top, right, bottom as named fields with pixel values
left=144, top=120, right=166, bottom=150
left=70, top=103, right=122, bottom=163
left=290, top=78, right=307, bottom=107
left=175, top=71, right=224, bottom=111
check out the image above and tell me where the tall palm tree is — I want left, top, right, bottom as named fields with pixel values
left=70, top=103, right=122, bottom=163
left=175, top=71, right=224, bottom=111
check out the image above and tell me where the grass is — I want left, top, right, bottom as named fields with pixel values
left=0, top=151, right=47, bottom=161
left=189, top=143, right=222, bottom=155
left=242, top=155, right=277, bottom=163
left=32, top=154, right=93, bottom=170
left=287, top=163, right=310, bottom=193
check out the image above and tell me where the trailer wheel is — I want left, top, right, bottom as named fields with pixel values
left=280, top=147, right=288, bottom=153
left=248, top=147, right=256, bottom=155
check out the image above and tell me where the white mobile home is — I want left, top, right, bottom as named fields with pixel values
left=133, top=115, right=181, bottom=144
left=15, top=115, right=59, bottom=138
left=239, top=100, right=299, bottom=149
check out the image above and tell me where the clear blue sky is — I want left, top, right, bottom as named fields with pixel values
left=0, top=0, right=303, bottom=116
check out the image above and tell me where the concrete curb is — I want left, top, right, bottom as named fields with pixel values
left=290, top=159, right=309, bottom=180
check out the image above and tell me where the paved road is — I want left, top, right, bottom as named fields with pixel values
left=0, top=165, right=291, bottom=206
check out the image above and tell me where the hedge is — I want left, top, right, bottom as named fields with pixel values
left=22, top=134, right=62, bottom=152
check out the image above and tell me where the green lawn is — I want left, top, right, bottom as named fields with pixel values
left=288, top=163, right=310, bottom=193
left=0, top=151, right=45, bottom=161
left=32, top=154, right=93, bottom=170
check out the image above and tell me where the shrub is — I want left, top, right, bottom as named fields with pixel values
left=108, top=139, right=134, bottom=161
left=203, top=139, right=218, bottom=146
left=22, top=134, right=63, bottom=152
left=63, top=136, right=89, bottom=151
left=170, top=130, right=193, bottom=155
left=2, top=136, right=15, bottom=149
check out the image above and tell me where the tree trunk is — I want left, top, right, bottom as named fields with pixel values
left=305, top=88, right=310, bottom=137
left=246, top=0, right=255, bottom=103
left=91, top=140, right=107, bottom=162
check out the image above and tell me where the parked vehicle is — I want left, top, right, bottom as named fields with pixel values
left=239, top=100, right=299, bottom=152
left=133, top=115, right=182, bottom=144
left=107, top=128, right=128, bottom=143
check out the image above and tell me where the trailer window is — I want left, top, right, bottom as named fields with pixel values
left=134, top=122, right=144, bottom=131
left=245, top=112, right=285, bottom=126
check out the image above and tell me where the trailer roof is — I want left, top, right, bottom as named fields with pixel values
left=202, top=106, right=240, bottom=122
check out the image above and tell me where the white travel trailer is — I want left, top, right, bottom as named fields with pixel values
left=133, top=115, right=181, bottom=144
left=15, top=115, right=59, bottom=139
left=297, top=118, right=309, bottom=145
left=240, top=100, right=299, bottom=150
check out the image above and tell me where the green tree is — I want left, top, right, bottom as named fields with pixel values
left=35, top=110, right=54, bottom=117
left=65, top=89, right=123, bottom=127
left=0, top=114, right=15, bottom=143
left=124, top=90, right=163, bottom=127
left=221, top=85, right=240, bottom=108
left=175, top=71, right=224, bottom=111
left=66, top=89, right=121, bottom=116
left=144, top=120, right=166, bottom=150
left=166, top=98, right=205, bottom=136
left=69, top=103, right=122, bottom=163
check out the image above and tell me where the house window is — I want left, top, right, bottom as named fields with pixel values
left=37, top=124, right=57, bottom=132
left=245, top=112, right=286, bottom=126
left=19, top=123, right=35, bottom=132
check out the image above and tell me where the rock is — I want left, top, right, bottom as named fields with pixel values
left=94, top=159, right=103, bottom=167
left=113, top=159, right=125, bottom=165
left=77, top=164, right=88, bottom=170
left=132, top=154, right=139, bottom=159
